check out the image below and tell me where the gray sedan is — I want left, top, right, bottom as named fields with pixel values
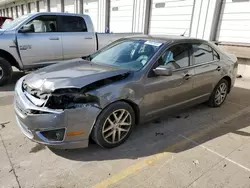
left=14, top=36, right=238, bottom=149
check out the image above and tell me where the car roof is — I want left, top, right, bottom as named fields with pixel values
left=125, top=35, right=208, bottom=44
left=29, top=12, right=87, bottom=17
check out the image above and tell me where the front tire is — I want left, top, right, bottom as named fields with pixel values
left=91, top=101, right=135, bottom=148
left=0, top=57, right=13, bottom=86
left=208, top=79, right=229, bottom=107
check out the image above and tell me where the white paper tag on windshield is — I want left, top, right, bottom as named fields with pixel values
left=145, top=41, right=162, bottom=47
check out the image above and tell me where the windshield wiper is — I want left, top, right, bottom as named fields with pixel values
left=81, top=55, right=92, bottom=61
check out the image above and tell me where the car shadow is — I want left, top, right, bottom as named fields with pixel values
left=50, top=86, right=250, bottom=162
left=0, top=71, right=26, bottom=92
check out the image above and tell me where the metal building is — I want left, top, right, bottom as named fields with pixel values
left=0, top=0, right=249, bottom=58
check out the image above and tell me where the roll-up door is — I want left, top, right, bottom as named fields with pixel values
left=23, top=4, right=28, bottom=15
left=30, top=2, right=36, bottom=13
left=217, top=0, right=250, bottom=43
left=17, top=5, right=22, bottom=16
left=39, top=0, right=46, bottom=12
left=65, top=0, right=75, bottom=13
left=149, top=0, right=194, bottom=36
left=83, top=0, right=99, bottom=31
left=8, top=8, right=11, bottom=17
left=50, top=0, right=58, bottom=12
left=109, top=0, right=134, bottom=33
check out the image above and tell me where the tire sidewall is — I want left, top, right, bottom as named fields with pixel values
left=92, top=101, right=135, bottom=148
left=0, top=57, right=12, bottom=86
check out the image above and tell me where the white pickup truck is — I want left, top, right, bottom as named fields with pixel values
left=0, top=12, right=141, bottom=86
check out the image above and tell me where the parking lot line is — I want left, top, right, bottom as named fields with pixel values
left=93, top=106, right=250, bottom=188
left=225, top=100, right=248, bottom=108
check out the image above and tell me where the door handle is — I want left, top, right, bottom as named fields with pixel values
left=183, top=74, right=192, bottom=80
left=216, top=66, right=221, bottom=71
left=84, top=37, right=93, bottom=39
left=49, top=37, right=59, bottom=40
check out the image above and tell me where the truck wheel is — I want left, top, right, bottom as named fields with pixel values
left=0, top=57, right=13, bottom=86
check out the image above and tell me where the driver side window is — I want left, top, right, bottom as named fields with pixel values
left=24, top=15, right=57, bottom=33
left=159, top=43, right=191, bottom=70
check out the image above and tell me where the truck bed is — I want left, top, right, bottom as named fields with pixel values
left=96, top=33, right=143, bottom=50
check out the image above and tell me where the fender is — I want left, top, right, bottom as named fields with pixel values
left=0, top=30, right=24, bottom=69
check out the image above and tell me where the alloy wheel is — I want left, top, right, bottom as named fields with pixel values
left=0, top=66, right=3, bottom=80
left=215, top=83, right=227, bottom=105
left=102, top=109, right=132, bottom=144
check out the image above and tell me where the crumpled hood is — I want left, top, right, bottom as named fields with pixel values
left=24, top=58, right=131, bottom=92
left=0, top=29, right=5, bottom=35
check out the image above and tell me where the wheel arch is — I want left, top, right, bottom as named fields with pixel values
left=222, top=76, right=232, bottom=93
left=89, top=99, right=140, bottom=140
left=119, top=99, right=140, bottom=125
left=0, top=49, right=20, bottom=69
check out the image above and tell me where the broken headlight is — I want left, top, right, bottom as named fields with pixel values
left=46, top=88, right=99, bottom=109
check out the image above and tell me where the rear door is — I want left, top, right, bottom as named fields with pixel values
left=16, top=15, right=63, bottom=66
left=191, top=43, right=222, bottom=97
left=58, top=15, right=96, bottom=60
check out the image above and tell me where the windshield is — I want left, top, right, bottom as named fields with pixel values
left=90, top=39, right=163, bottom=71
left=2, top=14, right=30, bottom=29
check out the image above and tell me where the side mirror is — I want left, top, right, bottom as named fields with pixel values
left=153, top=66, right=172, bottom=76
left=19, top=24, right=35, bottom=33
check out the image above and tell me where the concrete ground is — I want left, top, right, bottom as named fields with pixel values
left=1, top=72, right=250, bottom=188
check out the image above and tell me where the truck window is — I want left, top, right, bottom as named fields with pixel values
left=24, top=15, right=57, bottom=33
left=59, top=16, right=87, bottom=32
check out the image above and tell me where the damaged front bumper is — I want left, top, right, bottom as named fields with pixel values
left=14, top=77, right=102, bottom=149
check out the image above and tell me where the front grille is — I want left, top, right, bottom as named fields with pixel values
left=22, top=81, right=49, bottom=100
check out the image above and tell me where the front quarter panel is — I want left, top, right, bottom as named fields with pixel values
left=88, top=77, right=144, bottom=109
left=0, top=30, right=23, bottom=69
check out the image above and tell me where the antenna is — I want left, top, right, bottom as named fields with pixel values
left=181, top=29, right=188, bottom=36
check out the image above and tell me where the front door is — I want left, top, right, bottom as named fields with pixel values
left=16, top=15, right=63, bottom=66
left=142, top=43, right=195, bottom=117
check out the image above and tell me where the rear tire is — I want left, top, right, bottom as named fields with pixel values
left=208, top=79, right=229, bottom=107
left=0, top=57, right=12, bottom=86
left=91, top=101, right=135, bottom=148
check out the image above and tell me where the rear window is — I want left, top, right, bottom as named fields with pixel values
left=59, top=16, right=87, bottom=32
left=192, top=44, right=214, bottom=64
